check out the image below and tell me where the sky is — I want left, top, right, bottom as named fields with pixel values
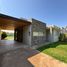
left=1, top=30, right=14, bottom=33
left=0, top=0, right=67, bottom=27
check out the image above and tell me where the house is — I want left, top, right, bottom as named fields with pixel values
left=46, top=25, right=61, bottom=42
left=0, top=13, right=62, bottom=49
left=0, top=14, right=46, bottom=48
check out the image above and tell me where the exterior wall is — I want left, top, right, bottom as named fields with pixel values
left=14, top=18, right=60, bottom=47
left=31, top=19, right=46, bottom=46
left=46, top=26, right=60, bottom=42
left=46, top=28, right=52, bottom=42
left=23, top=25, right=32, bottom=46
left=14, top=25, right=32, bottom=46
left=52, top=29, right=60, bottom=42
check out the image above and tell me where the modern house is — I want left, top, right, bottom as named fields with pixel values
left=0, top=14, right=46, bottom=48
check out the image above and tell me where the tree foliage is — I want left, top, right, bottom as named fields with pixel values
left=59, top=33, right=67, bottom=41
left=1, top=32, right=7, bottom=40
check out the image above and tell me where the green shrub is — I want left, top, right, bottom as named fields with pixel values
left=59, top=33, right=67, bottom=42
left=59, top=33, right=65, bottom=41
left=1, top=32, right=7, bottom=40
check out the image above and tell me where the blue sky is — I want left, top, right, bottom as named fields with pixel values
left=0, top=0, right=67, bottom=27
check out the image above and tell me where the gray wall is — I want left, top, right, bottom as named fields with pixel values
left=14, top=25, right=32, bottom=46
left=31, top=19, right=46, bottom=46
left=23, top=25, right=32, bottom=46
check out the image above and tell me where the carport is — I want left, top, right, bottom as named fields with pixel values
left=0, top=14, right=31, bottom=46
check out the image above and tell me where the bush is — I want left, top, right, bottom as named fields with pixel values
left=59, top=33, right=67, bottom=42
left=59, top=33, right=65, bottom=41
left=64, top=33, right=67, bottom=41
left=1, top=32, right=7, bottom=40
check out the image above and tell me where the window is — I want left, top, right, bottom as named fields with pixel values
left=33, top=32, right=38, bottom=36
left=33, top=32, right=44, bottom=36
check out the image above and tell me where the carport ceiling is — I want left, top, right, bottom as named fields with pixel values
left=0, top=14, right=31, bottom=30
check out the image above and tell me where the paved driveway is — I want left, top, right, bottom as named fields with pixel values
left=0, top=40, right=29, bottom=53
left=0, top=40, right=67, bottom=67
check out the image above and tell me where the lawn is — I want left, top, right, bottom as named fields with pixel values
left=5, top=36, right=14, bottom=40
left=37, top=42, right=67, bottom=63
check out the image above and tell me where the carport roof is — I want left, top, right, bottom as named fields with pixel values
left=0, top=13, right=31, bottom=30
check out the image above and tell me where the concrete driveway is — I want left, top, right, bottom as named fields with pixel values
left=0, top=40, right=67, bottom=67
left=0, top=40, right=29, bottom=54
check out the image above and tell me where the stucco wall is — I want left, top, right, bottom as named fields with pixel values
left=31, top=19, right=46, bottom=46
left=52, top=29, right=60, bottom=42
left=46, top=27, right=60, bottom=42
left=23, top=25, right=32, bottom=46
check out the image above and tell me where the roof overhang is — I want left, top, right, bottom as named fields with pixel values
left=0, top=14, right=31, bottom=30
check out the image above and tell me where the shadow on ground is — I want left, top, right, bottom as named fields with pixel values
left=37, top=42, right=67, bottom=52
left=0, top=48, right=40, bottom=67
left=0, top=41, right=67, bottom=67
left=0, top=54, right=4, bottom=67
left=0, top=40, right=41, bottom=67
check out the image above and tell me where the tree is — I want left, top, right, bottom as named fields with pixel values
left=1, top=32, right=7, bottom=40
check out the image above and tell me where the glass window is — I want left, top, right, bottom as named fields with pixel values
left=33, top=32, right=38, bottom=36
left=33, top=32, right=44, bottom=36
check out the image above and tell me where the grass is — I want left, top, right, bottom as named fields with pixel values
left=37, top=42, right=67, bottom=63
left=5, top=36, right=14, bottom=40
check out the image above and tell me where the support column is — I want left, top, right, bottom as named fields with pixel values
left=50, top=27, right=53, bottom=42
left=0, top=29, right=1, bottom=40
left=14, top=29, right=17, bottom=41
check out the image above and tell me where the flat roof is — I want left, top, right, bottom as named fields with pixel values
left=0, top=13, right=31, bottom=30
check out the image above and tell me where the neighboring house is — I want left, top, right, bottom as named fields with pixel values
left=46, top=25, right=61, bottom=42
